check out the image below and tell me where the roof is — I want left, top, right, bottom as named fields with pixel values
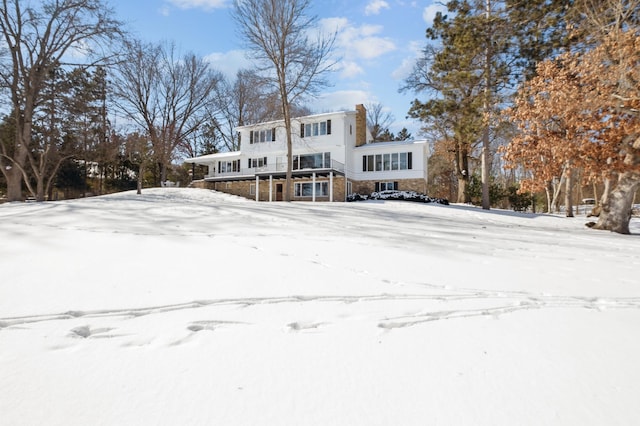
left=235, top=109, right=356, bottom=131
left=353, top=139, right=429, bottom=150
left=183, top=151, right=241, bottom=163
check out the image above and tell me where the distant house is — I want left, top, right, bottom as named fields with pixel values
left=184, top=104, right=429, bottom=201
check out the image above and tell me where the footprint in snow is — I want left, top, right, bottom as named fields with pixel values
left=68, top=325, right=116, bottom=339
left=286, top=321, right=325, bottom=332
left=187, top=320, right=246, bottom=332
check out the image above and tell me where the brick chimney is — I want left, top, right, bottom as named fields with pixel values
left=355, top=104, right=366, bottom=147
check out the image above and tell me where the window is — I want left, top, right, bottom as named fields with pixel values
left=249, top=128, right=276, bottom=144
left=249, top=184, right=256, bottom=195
left=375, top=182, right=398, bottom=192
left=362, top=152, right=413, bottom=172
left=292, top=152, right=331, bottom=170
left=301, top=120, right=331, bottom=138
left=294, top=182, right=329, bottom=197
left=218, top=159, right=241, bottom=173
left=249, top=157, right=268, bottom=168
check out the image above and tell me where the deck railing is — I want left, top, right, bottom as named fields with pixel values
left=206, top=159, right=344, bottom=179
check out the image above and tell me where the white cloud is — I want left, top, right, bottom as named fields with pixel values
left=167, top=0, right=228, bottom=11
left=364, top=0, right=390, bottom=16
left=350, top=33, right=395, bottom=60
left=322, top=18, right=396, bottom=70
left=315, top=90, right=376, bottom=112
left=423, top=3, right=447, bottom=25
left=338, top=61, right=365, bottom=79
left=391, top=40, right=422, bottom=80
left=204, top=49, right=252, bottom=78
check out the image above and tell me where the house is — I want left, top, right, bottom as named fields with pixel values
left=184, top=104, right=429, bottom=201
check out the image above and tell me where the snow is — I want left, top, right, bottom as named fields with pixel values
left=1, top=187, right=639, bottom=425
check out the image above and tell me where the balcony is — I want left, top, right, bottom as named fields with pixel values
left=205, top=159, right=345, bottom=181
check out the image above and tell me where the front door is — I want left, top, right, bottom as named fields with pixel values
left=276, top=183, right=283, bottom=201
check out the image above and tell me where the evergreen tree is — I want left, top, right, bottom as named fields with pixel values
left=403, top=0, right=492, bottom=203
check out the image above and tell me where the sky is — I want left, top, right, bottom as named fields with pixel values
left=1, top=188, right=639, bottom=425
left=110, top=0, right=448, bottom=136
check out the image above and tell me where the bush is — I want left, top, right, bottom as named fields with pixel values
left=348, top=190, right=449, bottom=205
left=507, top=185, right=533, bottom=212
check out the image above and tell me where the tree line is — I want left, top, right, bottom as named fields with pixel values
left=403, top=0, right=639, bottom=233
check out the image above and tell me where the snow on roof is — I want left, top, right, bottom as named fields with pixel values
left=183, top=151, right=241, bottom=163
left=353, top=139, right=429, bottom=149
left=235, top=109, right=356, bottom=131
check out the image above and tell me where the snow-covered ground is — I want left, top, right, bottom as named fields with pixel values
left=1, top=188, right=639, bottom=426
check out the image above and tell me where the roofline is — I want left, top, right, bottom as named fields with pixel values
left=183, top=151, right=242, bottom=163
left=353, top=139, right=429, bottom=149
left=235, top=109, right=356, bottom=131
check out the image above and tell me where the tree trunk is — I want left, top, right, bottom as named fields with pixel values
left=545, top=181, right=552, bottom=213
left=137, top=163, right=144, bottom=195
left=601, top=176, right=612, bottom=206
left=594, top=138, right=640, bottom=234
left=456, top=143, right=469, bottom=203
left=594, top=171, right=639, bottom=234
left=564, top=167, right=574, bottom=217
left=6, top=166, right=24, bottom=201
left=36, top=175, right=46, bottom=202
left=6, top=129, right=30, bottom=201
left=550, top=173, right=565, bottom=213
left=457, top=176, right=469, bottom=203
left=481, top=0, right=491, bottom=211
left=280, top=85, right=292, bottom=202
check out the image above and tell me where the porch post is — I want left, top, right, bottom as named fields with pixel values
left=329, top=172, right=334, bottom=202
left=312, top=172, right=316, bottom=202
left=255, top=176, right=259, bottom=201
left=269, top=175, right=273, bottom=202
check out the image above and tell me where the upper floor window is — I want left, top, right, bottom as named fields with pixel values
left=300, top=120, right=331, bottom=138
left=248, top=157, right=268, bottom=168
left=293, top=152, right=331, bottom=170
left=362, top=152, right=412, bottom=172
left=250, top=128, right=276, bottom=144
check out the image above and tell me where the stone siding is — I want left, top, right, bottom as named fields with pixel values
left=352, top=178, right=427, bottom=195
left=190, top=176, right=348, bottom=202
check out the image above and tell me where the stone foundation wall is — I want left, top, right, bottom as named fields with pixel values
left=352, top=178, right=427, bottom=195
left=189, top=176, right=348, bottom=202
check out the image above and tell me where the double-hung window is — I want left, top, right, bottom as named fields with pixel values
left=301, top=120, right=331, bottom=138
left=249, top=128, right=276, bottom=144
left=248, top=157, right=268, bottom=168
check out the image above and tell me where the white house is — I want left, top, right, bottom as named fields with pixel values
left=185, top=104, right=429, bottom=202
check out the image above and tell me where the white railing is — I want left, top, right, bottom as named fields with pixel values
left=207, top=159, right=345, bottom=179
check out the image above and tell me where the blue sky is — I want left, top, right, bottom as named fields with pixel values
left=111, top=0, right=447, bottom=135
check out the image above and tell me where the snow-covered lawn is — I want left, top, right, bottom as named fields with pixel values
left=1, top=188, right=639, bottom=425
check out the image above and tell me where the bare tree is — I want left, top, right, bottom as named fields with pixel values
left=366, top=102, right=395, bottom=142
left=112, top=40, right=223, bottom=186
left=210, top=69, right=279, bottom=152
left=0, top=0, right=123, bottom=201
left=233, top=0, right=336, bottom=201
